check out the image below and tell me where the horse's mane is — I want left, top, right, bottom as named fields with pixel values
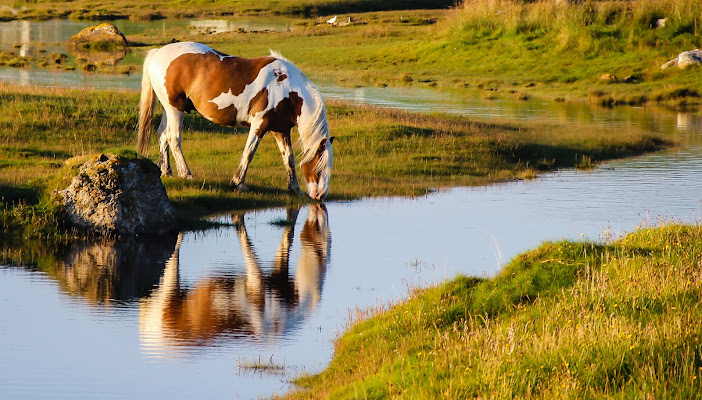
left=298, top=85, right=331, bottom=173
left=269, top=49, right=288, bottom=62
left=269, top=50, right=332, bottom=173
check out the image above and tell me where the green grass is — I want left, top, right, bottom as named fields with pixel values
left=289, top=224, right=702, bottom=399
left=0, top=83, right=669, bottom=237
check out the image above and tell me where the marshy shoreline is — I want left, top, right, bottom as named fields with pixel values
left=0, top=83, right=671, bottom=241
left=1, top=0, right=701, bottom=107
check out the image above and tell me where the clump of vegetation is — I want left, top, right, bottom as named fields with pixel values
left=651, top=87, right=701, bottom=103
left=238, top=356, right=286, bottom=374
left=291, top=223, right=702, bottom=399
left=0, top=51, right=30, bottom=67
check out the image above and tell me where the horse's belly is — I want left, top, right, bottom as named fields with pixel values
left=202, top=110, right=240, bottom=127
left=191, top=99, right=241, bottom=127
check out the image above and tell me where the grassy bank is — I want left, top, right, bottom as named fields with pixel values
left=290, top=223, right=702, bottom=398
left=0, top=83, right=668, bottom=237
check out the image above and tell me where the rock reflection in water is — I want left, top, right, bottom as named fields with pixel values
left=66, top=45, right=127, bottom=67
left=0, top=235, right=177, bottom=305
left=139, top=204, right=331, bottom=355
left=56, top=236, right=176, bottom=304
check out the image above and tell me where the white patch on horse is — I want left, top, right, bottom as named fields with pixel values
left=209, top=88, right=237, bottom=110
left=208, top=61, right=292, bottom=122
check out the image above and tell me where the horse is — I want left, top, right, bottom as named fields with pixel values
left=137, top=41, right=334, bottom=200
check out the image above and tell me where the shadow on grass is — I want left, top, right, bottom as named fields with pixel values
left=0, top=183, right=41, bottom=205
left=181, top=113, right=246, bottom=134
left=168, top=182, right=314, bottom=230
left=0, top=147, right=72, bottom=160
left=494, top=136, right=668, bottom=171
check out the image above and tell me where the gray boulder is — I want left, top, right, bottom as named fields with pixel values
left=661, top=49, right=702, bottom=69
left=59, top=153, right=176, bottom=236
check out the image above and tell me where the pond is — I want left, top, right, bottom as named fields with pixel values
left=2, top=17, right=702, bottom=400
left=0, top=18, right=294, bottom=56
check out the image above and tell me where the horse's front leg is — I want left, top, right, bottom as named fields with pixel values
left=272, top=131, right=304, bottom=196
left=232, top=119, right=267, bottom=191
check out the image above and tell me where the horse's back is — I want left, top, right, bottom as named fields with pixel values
left=150, top=41, right=292, bottom=127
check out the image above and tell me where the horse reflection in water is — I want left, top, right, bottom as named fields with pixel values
left=139, top=204, right=331, bottom=354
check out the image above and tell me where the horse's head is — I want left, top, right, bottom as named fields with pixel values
left=301, top=137, right=334, bottom=201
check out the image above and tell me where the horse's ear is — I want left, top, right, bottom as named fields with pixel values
left=329, top=136, right=335, bottom=144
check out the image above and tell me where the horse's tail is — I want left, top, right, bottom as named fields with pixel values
left=137, top=48, right=159, bottom=157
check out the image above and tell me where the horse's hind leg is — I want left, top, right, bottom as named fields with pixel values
left=232, top=118, right=268, bottom=191
left=272, top=130, right=303, bottom=195
left=163, top=106, right=193, bottom=179
left=157, top=113, right=172, bottom=176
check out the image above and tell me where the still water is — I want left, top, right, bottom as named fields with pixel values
left=2, top=18, right=702, bottom=400
left=0, top=18, right=293, bottom=56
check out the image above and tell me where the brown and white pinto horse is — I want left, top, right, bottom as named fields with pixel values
left=137, top=41, right=334, bottom=200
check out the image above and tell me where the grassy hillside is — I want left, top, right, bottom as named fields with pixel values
left=290, top=224, right=702, bottom=398
left=437, top=0, right=702, bottom=103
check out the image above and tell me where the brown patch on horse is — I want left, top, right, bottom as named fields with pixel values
left=300, top=138, right=326, bottom=184
left=300, top=153, right=322, bottom=184
left=164, top=52, right=276, bottom=126
left=248, top=88, right=269, bottom=116
left=262, top=91, right=304, bottom=133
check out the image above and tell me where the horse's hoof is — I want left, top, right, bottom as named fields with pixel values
left=233, top=183, right=249, bottom=192
left=161, top=172, right=173, bottom=178
left=183, top=174, right=195, bottom=180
